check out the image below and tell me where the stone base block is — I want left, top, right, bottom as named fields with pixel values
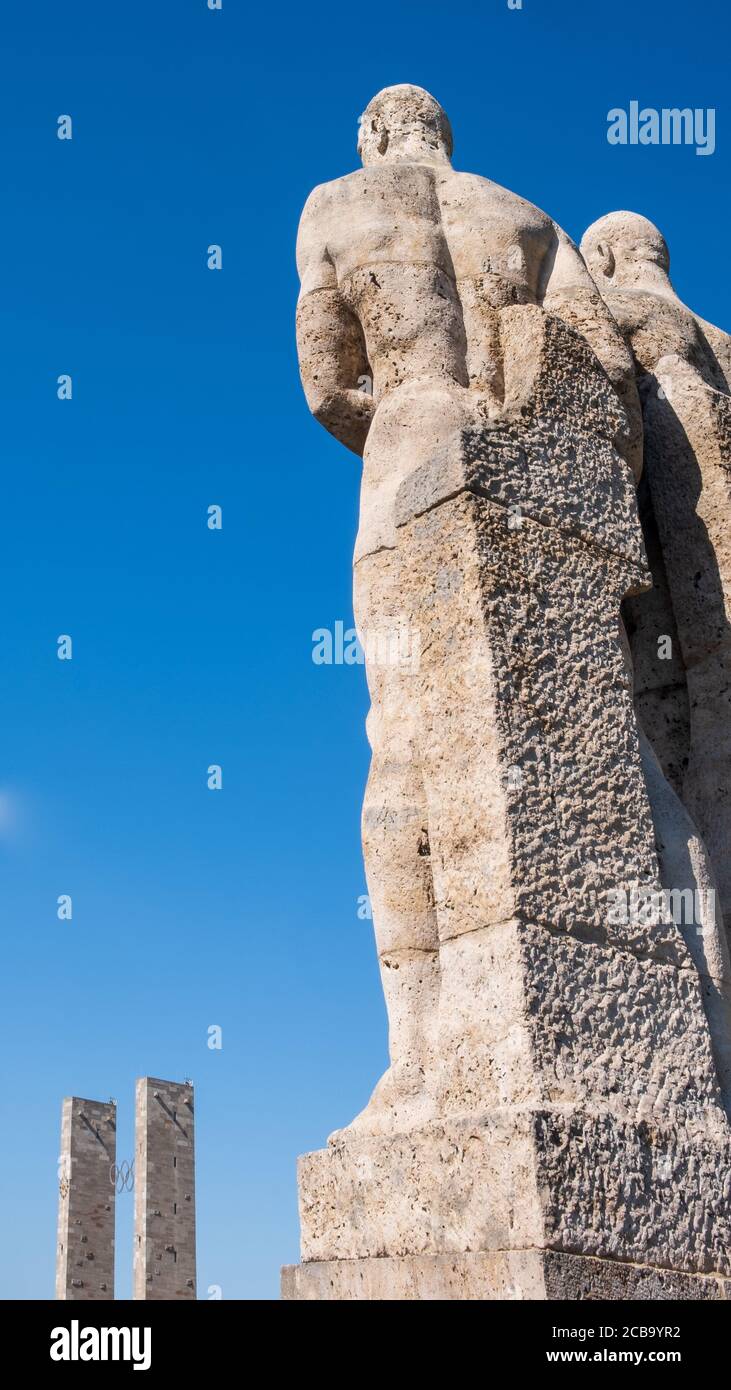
left=297, top=1109, right=731, bottom=1276
left=282, top=1250, right=730, bottom=1301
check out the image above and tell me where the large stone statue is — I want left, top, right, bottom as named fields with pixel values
left=283, top=88, right=731, bottom=1301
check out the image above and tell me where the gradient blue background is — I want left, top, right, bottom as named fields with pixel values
left=1, top=0, right=728, bottom=1299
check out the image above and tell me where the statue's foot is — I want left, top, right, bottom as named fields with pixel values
left=327, top=1062, right=436, bottom=1144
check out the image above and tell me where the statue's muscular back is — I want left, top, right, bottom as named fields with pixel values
left=311, top=164, right=555, bottom=401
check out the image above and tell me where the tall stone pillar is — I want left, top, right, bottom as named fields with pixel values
left=55, top=1096, right=116, bottom=1300
left=133, top=1077, right=196, bottom=1300
left=283, top=308, right=731, bottom=1300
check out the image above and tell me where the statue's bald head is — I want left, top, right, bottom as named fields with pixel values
left=357, top=85, right=453, bottom=168
left=581, top=211, right=670, bottom=290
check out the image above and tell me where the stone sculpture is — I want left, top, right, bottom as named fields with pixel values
left=283, top=88, right=731, bottom=1300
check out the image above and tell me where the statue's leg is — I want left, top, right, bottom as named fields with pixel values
left=334, top=378, right=479, bottom=1138
left=338, top=546, right=439, bottom=1137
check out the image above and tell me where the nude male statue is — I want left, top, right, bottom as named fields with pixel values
left=582, top=213, right=731, bottom=943
left=295, top=88, right=670, bottom=1136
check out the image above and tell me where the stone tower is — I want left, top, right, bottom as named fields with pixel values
left=133, top=1077, right=196, bottom=1300
left=55, top=1096, right=116, bottom=1300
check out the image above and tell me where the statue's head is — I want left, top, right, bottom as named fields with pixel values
left=580, top=211, right=670, bottom=289
left=357, top=85, right=453, bottom=168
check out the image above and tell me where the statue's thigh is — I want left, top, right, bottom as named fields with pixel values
left=355, top=550, right=436, bottom=955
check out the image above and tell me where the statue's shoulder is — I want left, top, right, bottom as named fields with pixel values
left=297, top=172, right=366, bottom=283
left=443, top=168, right=554, bottom=229
left=301, top=170, right=365, bottom=218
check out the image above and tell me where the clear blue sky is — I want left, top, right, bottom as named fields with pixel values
left=1, top=0, right=728, bottom=1300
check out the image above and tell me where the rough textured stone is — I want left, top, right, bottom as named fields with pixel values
left=55, top=1096, right=116, bottom=1301
left=282, top=1252, right=730, bottom=1301
left=298, top=1110, right=731, bottom=1274
left=133, top=1077, right=196, bottom=1300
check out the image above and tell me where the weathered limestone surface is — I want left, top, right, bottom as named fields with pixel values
left=283, top=1253, right=730, bottom=1302
left=287, top=87, right=731, bottom=1300
left=299, top=1112, right=731, bottom=1271
left=624, top=482, right=689, bottom=798
left=133, top=1077, right=196, bottom=1300
left=582, top=212, right=731, bottom=937
left=55, top=1097, right=116, bottom=1301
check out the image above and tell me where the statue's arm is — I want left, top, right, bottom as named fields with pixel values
left=540, top=225, right=643, bottom=480
left=296, top=186, right=375, bottom=457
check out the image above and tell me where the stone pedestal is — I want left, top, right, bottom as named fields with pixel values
left=283, top=1253, right=730, bottom=1302
left=285, top=1105, right=731, bottom=1299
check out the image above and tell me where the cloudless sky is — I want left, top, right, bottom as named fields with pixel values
left=1, top=0, right=728, bottom=1300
